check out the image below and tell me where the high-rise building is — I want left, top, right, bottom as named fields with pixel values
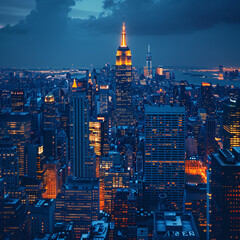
left=3, top=196, right=29, bottom=239
left=43, top=158, right=60, bottom=199
left=209, top=148, right=240, bottom=240
left=205, top=116, right=217, bottom=161
left=30, top=199, right=55, bottom=239
left=99, top=85, right=109, bottom=114
left=89, top=120, right=102, bottom=157
left=201, top=82, right=215, bottom=116
left=223, top=98, right=240, bottom=151
left=72, top=91, right=89, bottom=178
left=19, top=175, right=43, bottom=204
left=144, top=105, right=185, bottom=211
left=113, top=188, right=137, bottom=231
left=43, top=92, right=57, bottom=158
left=0, top=112, right=31, bottom=176
left=104, top=165, right=130, bottom=215
left=54, top=176, right=99, bottom=238
left=36, top=145, right=46, bottom=186
left=144, top=44, right=152, bottom=78
left=115, top=21, right=134, bottom=126
left=11, top=89, right=24, bottom=112
left=0, top=137, right=19, bottom=196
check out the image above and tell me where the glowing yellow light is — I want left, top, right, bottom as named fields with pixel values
left=121, top=21, right=127, bottom=47
left=45, top=92, right=55, bottom=103
left=72, top=78, right=77, bottom=88
left=100, top=85, right=109, bottom=90
left=202, top=82, right=211, bottom=87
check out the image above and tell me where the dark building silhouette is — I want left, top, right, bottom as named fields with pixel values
left=209, top=148, right=240, bottom=240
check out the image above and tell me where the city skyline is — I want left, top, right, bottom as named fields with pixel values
left=0, top=0, right=240, bottom=68
left=1, top=2, right=240, bottom=240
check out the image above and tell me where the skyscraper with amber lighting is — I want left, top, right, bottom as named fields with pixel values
left=115, top=21, right=134, bottom=126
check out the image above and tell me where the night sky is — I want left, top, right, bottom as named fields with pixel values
left=0, top=0, right=240, bottom=68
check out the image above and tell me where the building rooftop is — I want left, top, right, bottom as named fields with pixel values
left=212, top=149, right=240, bottom=166
left=64, top=176, right=99, bottom=190
left=154, top=211, right=199, bottom=239
left=32, top=199, right=55, bottom=208
left=145, top=104, right=185, bottom=114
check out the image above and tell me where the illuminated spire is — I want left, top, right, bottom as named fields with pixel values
left=148, top=44, right=151, bottom=54
left=121, top=20, right=127, bottom=47
left=72, top=78, right=77, bottom=88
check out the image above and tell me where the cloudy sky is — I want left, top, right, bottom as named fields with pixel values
left=0, top=0, right=240, bottom=68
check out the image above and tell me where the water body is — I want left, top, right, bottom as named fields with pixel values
left=172, top=68, right=240, bottom=88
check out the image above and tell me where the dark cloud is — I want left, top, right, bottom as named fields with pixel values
left=0, top=0, right=240, bottom=68
left=1, top=0, right=75, bottom=34
left=0, top=0, right=35, bottom=26
left=84, top=0, right=240, bottom=36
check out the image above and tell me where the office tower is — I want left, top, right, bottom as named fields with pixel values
left=11, top=89, right=24, bottom=112
left=113, top=188, right=137, bottom=231
left=0, top=112, right=31, bottom=176
left=87, top=73, right=94, bottom=116
left=209, top=148, right=240, bottom=240
left=153, top=211, right=199, bottom=239
left=56, top=130, right=68, bottom=163
left=185, top=184, right=207, bottom=240
left=89, top=120, right=102, bottom=157
left=30, top=199, right=55, bottom=239
left=3, top=196, right=29, bottom=240
left=43, top=158, right=60, bottom=199
left=144, top=44, right=152, bottom=78
left=20, top=176, right=43, bottom=203
left=104, top=165, right=130, bottom=215
left=180, top=80, right=187, bottom=105
left=43, top=92, right=57, bottom=158
left=144, top=105, right=185, bottom=211
left=54, top=176, right=99, bottom=238
left=115, top=21, right=134, bottom=126
left=97, top=115, right=110, bottom=156
left=0, top=137, right=19, bottom=196
left=205, top=116, right=217, bottom=160
left=99, top=155, right=114, bottom=210
left=36, top=145, right=46, bottom=185
left=99, top=85, right=109, bottom=114
left=72, top=91, right=89, bottom=178
left=223, top=98, right=240, bottom=151
left=201, top=82, right=215, bottom=116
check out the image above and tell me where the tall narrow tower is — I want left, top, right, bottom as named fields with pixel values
left=115, top=20, right=133, bottom=126
left=72, top=91, right=87, bottom=178
left=146, top=44, right=152, bottom=78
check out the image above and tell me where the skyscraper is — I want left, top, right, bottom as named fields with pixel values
left=209, top=148, right=240, bottom=240
left=115, top=21, right=134, bottom=126
left=201, top=82, right=215, bottom=116
left=99, top=85, right=109, bottom=114
left=223, top=98, right=240, bottom=151
left=11, top=89, right=24, bottom=112
left=144, top=105, right=185, bottom=211
left=144, top=44, right=152, bottom=78
left=0, top=112, right=31, bottom=176
left=71, top=90, right=89, bottom=178
left=43, top=92, right=57, bottom=158
left=54, top=176, right=99, bottom=238
left=0, top=137, right=19, bottom=196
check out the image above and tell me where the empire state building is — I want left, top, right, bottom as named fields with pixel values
left=115, top=21, right=134, bottom=126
